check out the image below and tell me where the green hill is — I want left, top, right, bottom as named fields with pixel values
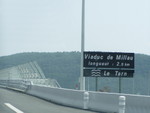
left=0, top=52, right=150, bottom=95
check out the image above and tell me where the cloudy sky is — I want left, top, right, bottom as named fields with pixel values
left=1, top=0, right=150, bottom=56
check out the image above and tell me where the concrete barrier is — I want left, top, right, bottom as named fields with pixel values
left=88, top=91, right=150, bottom=113
left=119, top=96, right=126, bottom=113
left=1, top=82, right=150, bottom=113
left=88, top=91, right=119, bottom=112
left=83, top=91, right=89, bottom=109
left=125, top=94, right=150, bottom=113
left=27, top=85, right=85, bottom=109
left=27, top=85, right=150, bottom=113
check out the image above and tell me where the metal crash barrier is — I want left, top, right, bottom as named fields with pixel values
left=0, top=79, right=31, bottom=92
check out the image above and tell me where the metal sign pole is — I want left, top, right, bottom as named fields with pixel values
left=119, top=68, right=122, bottom=93
left=96, top=77, right=98, bottom=91
left=80, top=0, right=85, bottom=90
left=148, top=72, right=150, bottom=95
left=132, top=74, right=135, bottom=94
left=119, top=77, right=121, bottom=93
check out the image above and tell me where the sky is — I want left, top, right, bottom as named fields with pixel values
left=0, top=0, right=150, bottom=56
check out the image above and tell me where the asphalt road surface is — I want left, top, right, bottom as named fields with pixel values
left=0, top=88, right=101, bottom=113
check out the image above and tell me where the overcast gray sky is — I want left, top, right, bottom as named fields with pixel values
left=1, top=0, right=150, bottom=56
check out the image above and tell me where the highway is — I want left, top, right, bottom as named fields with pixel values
left=0, top=88, right=99, bottom=113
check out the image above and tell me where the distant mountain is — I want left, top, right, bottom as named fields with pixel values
left=0, top=52, right=150, bottom=95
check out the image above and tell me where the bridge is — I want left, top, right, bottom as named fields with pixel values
left=0, top=62, right=150, bottom=113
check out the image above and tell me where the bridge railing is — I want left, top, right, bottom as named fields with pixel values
left=0, top=78, right=60, bottom=91
left=0, top=79, right=32, bottom=92
left=28, top=79, right=61, bottom=88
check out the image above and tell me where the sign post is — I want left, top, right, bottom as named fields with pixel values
left=119, top=77, right=121, bottom=93
left=80, top=0, right=85, bottom=90
left=96, top=77, right=98, bottom=91
left=83, top=51, right=135, bottom=92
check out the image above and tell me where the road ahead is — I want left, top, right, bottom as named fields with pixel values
left=0, top=88, right=99, bottom=113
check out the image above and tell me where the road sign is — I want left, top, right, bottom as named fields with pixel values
left=83, top=69, right=134, bottom=77
left=84, top=52, right=134, bottom=69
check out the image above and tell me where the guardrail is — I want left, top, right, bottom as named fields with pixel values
left=0, top=80, right=31, bottom=92
left=0, top=80, right=150, bottom=113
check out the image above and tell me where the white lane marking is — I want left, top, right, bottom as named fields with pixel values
left=4, top=103, right=24, bottom=113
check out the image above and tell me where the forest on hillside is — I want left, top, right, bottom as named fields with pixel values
left=0, top=52, right=150, bottom=95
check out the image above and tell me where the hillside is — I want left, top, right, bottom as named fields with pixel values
left=0, top=52, right=81, bottom=89
left=0, top=52, right=150, bottom=95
